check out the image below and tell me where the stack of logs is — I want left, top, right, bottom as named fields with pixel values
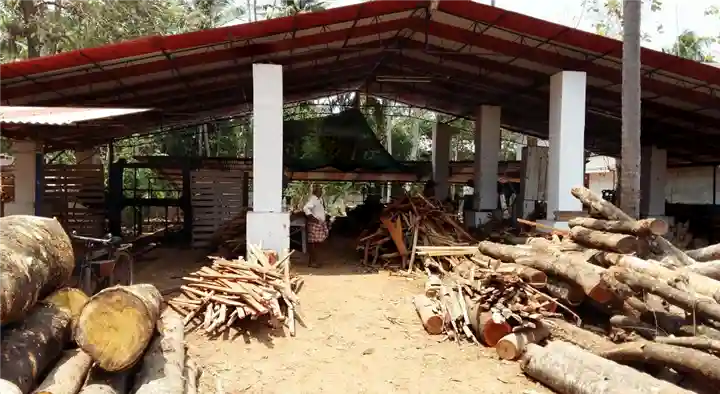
left=0, top=215, right=199, bottom=394
left=168, top=245, right=304, bottom=337
left=357, top=195, right=476, bottom=271
left=412, top=187, right=720, bottom=394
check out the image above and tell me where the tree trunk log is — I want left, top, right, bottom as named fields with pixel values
left=543, top=318, right=615, bottom=353
left=495, top=263, right=547, bottom=288
left=597, top=253, right=720, bottom=302
left=568, top=217, right=668, bottom=236
left=570, top=186, right=695, bottom=266
left=78, top=368, right=129, bottom=394
left=478, top=241, right=613, bottom=303
left=653, top=336, right=720, bottom=353
left=495, top=324, right=550, bottom=360
left=0, top=380, right=22, bottom=394
left=0, top=294, right=74, bottom=393
left=685, top=261, right=720, bottom=280
left=521, top=341, right=692, bottom=394
left=413, top=295, right=443, bottom=335
left=599, top=341, right=720, bottom=384
left=0, top=215, right=75, bottom=325
left=32, top=349, right=93, bottom=394
left=467, top=303, right=511, bottom=346
left=132, top=310, right=185, bottom=394
left=569, top=226, right=638, bottom=254
left=686, top=243, right=720, bottom=262
left=545, top=277, right=585, bottom=306
left=607, top=267, right=720, bottom=325
left=43, top=288, right=90, bottom=332
left=75, top=284, right=162, bottom=372
left=609, top=315, right=663, bottom=339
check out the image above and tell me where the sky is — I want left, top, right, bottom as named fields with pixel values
left=251, top=0, right=720, bottom=57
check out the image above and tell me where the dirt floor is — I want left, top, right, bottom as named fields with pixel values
left=135, top=237, right=551, bottom=394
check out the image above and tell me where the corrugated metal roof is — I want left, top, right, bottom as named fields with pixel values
left=0, top=106, right=152, bottom=125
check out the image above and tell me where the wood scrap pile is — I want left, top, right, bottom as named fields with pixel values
left=411, top=187, right=720, bottom=394
left=0, top=215, right=199, bottom=394
left=357, top=195, right=475, bottom=271
left=168, top=245, right=304, bottom=337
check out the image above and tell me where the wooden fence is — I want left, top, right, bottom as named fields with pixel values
left=42, top=164, right=106, bottom=236
left=191, top=169, right=246, bottom=248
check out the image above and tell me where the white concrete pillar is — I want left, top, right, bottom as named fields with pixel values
left=246, top=64, right=289, bottom=255
left=4, top=141, right=39, bottom=216
left=640, top=145, right=667, bottom=217
left=545, top=71, right=587, bottom=227
left=471, top=105, right=501, bottom=225
left=75, top=149, right=103, bottom=165
left=432, top=122, right=451, bottom=200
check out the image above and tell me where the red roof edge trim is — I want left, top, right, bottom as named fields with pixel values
left=0, top=1, right=427, bottom=80
left=439, top=1, right=720, bottom=86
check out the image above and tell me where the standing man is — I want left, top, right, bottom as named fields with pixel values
left=303, top=185, right=328, bottom=267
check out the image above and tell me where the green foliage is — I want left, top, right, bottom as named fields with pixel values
left=664, top=29, right=716, bottom=62
left=586, top=0, right=664, bottom=41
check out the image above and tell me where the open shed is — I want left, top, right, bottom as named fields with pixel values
left=2, top=0, right=719, bottom=248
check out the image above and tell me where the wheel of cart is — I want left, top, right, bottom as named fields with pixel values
left=70, top=232, right=134, bottom=295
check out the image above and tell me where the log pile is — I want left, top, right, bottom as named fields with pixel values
left=168, top=245, right=304, bottom=337
left=411, top=187, right=720, bottom=393
left=356, top=195, right=476, bottom=271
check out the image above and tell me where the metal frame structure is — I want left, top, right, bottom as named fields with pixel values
left=1, top=1, right=718, bottom=165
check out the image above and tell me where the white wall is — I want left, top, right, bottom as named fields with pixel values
left=586, top=165, right=720, bottom=205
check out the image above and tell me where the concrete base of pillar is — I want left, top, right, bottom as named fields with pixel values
left=246, top=212, right=290, bottom=255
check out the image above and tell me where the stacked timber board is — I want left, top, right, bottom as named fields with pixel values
left=42, top=164, right=105, bottom=236
left=191, top=169, right=245, bottom=248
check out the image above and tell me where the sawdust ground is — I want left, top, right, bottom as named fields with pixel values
left=135, top=237, right=551, bottom=394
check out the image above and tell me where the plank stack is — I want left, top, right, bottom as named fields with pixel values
left=356, top=195, right=475, bottom=271
left=168, top=245, right=304, bottom=337
left=411, top=187, right=720, bottom=394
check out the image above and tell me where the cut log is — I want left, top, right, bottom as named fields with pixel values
left=653, top=336, right=720, bottom=353
left=544, top=277, right=585, bottom=306
left=75, top=284, right=162, bottom=372
left=412, top=295, right=443, bottom=335
left=43, top=288, right=90, bottom=332
left=597, top=253, right=720, bottom=302
left=32, top=349, right=93, bottom=394
left=686, top=243, right=720, bottom=262
left=609, top=315, right=664, bottom=339
left=685, top=260, right=720, bottom=280
left=569, top=226, right=638, bottom=254
left=0, top=380, right=22, bottom=394
left=132, top=310, right=185, bottom=394
left=543, top=318, right=614, bottom=353
left=495, top=324, right=550, bottom=360
left=0, top=215, right=75, bottom=325
left=78, top=367, right=129, bottom=394
left=494, top=263, right=547, bottom=288
left=570, top=186, right=695, bottom=266
left=521, top=341, right=694, bottom=394
left=466, top=302, right=511, bottom=346
left=478, top=241, right=613, bottom=303
left=599, top=341, right=720, bottom=384
left=184, top=358, right=200, bottom=394
left=0, top=294, right=73, bottom=393
left=568, top=217, right=668, bottom=236
left=607, top=267, right=720, bottom=325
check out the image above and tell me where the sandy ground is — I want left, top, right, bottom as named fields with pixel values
left=135, top=238, right=551, bottom=394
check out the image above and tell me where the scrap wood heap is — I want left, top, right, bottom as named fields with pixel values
left=169, top=244, right=305, bottom=337
left=356, top=195, right=476, bottom=271
left=411, top=187, right=720, bottom=394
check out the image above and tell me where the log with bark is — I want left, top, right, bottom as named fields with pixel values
left=413, top=294, right=444, bottom=335
left=568, top=226, right=638, bottom=254
left=43, top=288, right=90, bottom=332
left=132, top=309, right=185, bottom=394
left=653, top=336, right=720, bottom=353
left=0, top=288, right=80, bottom=393
left=685, top=260, right=720, bottom=280
left=599, top=341, right=720, bottom=384
left=75, top=284, right=162, bottom=372
left=32, top=349, right=93, bottom=394
left=544, top=277, right=585, bottom=306
left=0, top=215, right=75, bottom=325
left=568, top=217, right=668, bottom=236
left=495, top=324, right=550, bottom=360
left=543, top=318, right=615, bottom=354
left=570, top=186, right=695, bottom=267
left=78, top=368, right=129, bottom=394
left=685, top=243, right=720, bottom=262
left=0, top=379, right=22, bottom=394
left=521, top=340, right=694, bottom=394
